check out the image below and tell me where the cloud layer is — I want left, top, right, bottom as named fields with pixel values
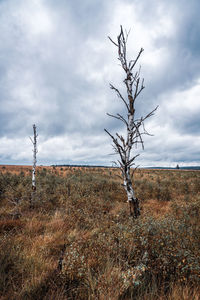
left=0, top=0, right=200, bottom=166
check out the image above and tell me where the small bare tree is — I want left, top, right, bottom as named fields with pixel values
left=30, top=124, right=38, bottom=205
left=105, top=26, right=157, bottom=218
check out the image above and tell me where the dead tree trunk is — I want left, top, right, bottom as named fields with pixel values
left=30, top=124, right=38, bottom=206
left=105, top=26, right=157, bottom=218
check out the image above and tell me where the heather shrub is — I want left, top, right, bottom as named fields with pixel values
left=0, top=176, right=6, bottom=201
left=60, top=206, right=200, bottom=298
left=134, top=177, right=173, bottom=201
left=132, top=217, right=200, bottom=285
left=193, top=178, right=200, bottom=194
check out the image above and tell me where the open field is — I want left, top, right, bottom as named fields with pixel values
left=0, top=165, right=200, bottom=299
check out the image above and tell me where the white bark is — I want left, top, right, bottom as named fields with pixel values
left=30, top=124, right=38, bottom=193
left=105, top=26, right=157, bottom=217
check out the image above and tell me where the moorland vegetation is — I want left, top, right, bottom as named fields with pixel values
left=0, top=166, right=200, bottom=299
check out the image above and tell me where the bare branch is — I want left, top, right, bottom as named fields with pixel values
left=142, top=105, right=159, bottom=122
left=106, top=113, right=122, bottom=122
left=116, top=133, right=126, bottom=148
left=127, top=154, right=140, bottom=166
left=130, top=48, right=144, bottom=71
left=110, top=84, right=130, bottom=111
left=131, top=165, right=140, bottom=180
left=133, top=78, right=140, bottom=101
left=135, top=79, right=145, bottom=99
left=104, top=128, right=115, bottom=141
left=115, top=173, right=124, bottom=180
left=134, top=125, right=144, bottom=149
left=117, top=113, right=128, bottom=127
left=117, top=159, right=124, bottom=169
left=104, top=129, right=125, bottom=158
left=111, top=161, right=118, bottom=167
left=108, top=36, right=118, bottom=47
left=125, top=28, right=131, bottom=43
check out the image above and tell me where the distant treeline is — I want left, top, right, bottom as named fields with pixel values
left=146, top=166, right=200, bottom=170
left=50, top=164, right=200, bottom=170
left=50, top=164, right=116, bottom=168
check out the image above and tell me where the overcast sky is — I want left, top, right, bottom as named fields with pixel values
left=0, top=0, right=200, bottom=167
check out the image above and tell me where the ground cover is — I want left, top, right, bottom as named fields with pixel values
left=0, top=166, right=199, bottom=299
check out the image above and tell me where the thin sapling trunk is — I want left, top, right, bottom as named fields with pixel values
left=30, top=124, right=38, bottom=206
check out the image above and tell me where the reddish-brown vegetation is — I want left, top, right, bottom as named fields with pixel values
left=0, top=166, right=199, bottom=299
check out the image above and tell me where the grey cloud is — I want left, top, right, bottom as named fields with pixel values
left=0, top=0, right=199, bottom=166
left=127, top=0, right=200, bottom=103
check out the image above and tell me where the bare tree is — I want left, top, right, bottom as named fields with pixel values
left=105, top=26, right=157, bottom=218
left=30, top=124, right=38, bottom=205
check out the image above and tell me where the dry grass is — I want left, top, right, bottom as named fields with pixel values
left=0, top=166, right=200, bottom=299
